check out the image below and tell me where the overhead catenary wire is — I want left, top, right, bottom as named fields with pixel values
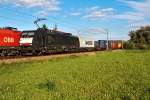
left=0, top=13, right=128, bottom=40
left=0, top=6, right=85, bottom=31
left=0, top=6, right=100, bottom=35
left=0, top=6, right=126, bottom=40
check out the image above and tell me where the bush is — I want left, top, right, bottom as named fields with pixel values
left=123, top=41, right=150, bottom=50
left=137, top=44, right=150, bottom=50
left=123, top=42, right=136, bottom=49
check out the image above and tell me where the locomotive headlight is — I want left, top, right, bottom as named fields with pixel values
left=19, top=38, right=33, bottom=46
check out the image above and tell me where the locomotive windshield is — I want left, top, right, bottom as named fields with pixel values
left=22, top=31, right=35, bottom=38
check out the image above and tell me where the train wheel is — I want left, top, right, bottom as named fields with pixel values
left=32, top=50, right=39, bottom=56
left=38, top=52, right=43, bottom=56
left=0, top=53, right=5, bottom=56
left=0, top=51, right=6, bottom=56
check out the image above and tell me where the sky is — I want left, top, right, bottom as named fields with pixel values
left=0, top=0, right=150, bottom=40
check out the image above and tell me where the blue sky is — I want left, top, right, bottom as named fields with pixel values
left=0, top=0, right=150, bottom=40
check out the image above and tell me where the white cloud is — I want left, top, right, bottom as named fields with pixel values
left=70, top=12, right=81, bottom=16
left=86, top=27, right=108, bottom=34
left=86, top=6, right=99, bottom=11
left=34, top=11, right=48, bottom=17
left=81, top=0, right=150, bottom=24
left=0, top=0, right=60, bottom=11
left=120, top=0, right=150, bottom=14
left=82, top=0, right=150, bottom=25
left=83, top=7, right=115, bottom=20
left=114, top=12, right=144, bottom=21
left=68, top=6, right=115, bottom=18
left=118, top=0, right=150, bottom=20
left=128, top=21, right=150, bottom=29
left=84, top=11, right=106, bottom=19
left=117, top=0, right=150, bottom=26
left=101, top=8, right=114, bottom=12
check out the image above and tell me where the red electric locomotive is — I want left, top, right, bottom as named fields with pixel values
left=0, top=27, right=21, bottom=56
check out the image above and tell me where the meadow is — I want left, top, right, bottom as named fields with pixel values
left=0, top=50, right=150, bottom=100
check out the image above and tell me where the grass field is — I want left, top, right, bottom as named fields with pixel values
left=0, top=50, right=150, bottom=100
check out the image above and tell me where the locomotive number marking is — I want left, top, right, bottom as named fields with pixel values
left=3, top=37, right=15, bottom=43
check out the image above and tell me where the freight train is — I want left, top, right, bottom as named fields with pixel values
left=0, top=27, right=123, bottom=56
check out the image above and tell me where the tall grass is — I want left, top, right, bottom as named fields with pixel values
left=0, top=51, right=150, bottom=100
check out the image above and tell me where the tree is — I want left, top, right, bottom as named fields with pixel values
left=129, top=31, right=137, bottom=43
left=128, top=25, right=150, bottom=49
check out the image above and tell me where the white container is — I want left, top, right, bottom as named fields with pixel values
left=79, top=37, right=94, bottom=48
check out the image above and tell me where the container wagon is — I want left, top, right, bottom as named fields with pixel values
left=79, top=37, right=95, bottom=51
left=95, top=40, right=123, bottom=50
left=95, top=40, right=107, bottom=50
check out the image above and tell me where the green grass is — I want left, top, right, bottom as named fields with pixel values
left=0, top=50, right=150, bottom=100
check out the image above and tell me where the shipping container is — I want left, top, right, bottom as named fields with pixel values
left=94, top=41, right=99, bottom=50
left=99, top=40, right=107, bottom=49
left=94, top=40, right=107, bottom=50
left=95, top=40, right=123, bottom=50
left=109, top=40, right=123, bottom=49
left=79, top=37, right=94, bottom=48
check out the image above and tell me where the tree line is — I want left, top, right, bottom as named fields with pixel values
left=124, top=26, right=150, bottom=49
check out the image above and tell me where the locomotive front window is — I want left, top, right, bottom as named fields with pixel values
left=22, top=32, right=34, bottom=37
left=28, top=32, right=34, bottom=36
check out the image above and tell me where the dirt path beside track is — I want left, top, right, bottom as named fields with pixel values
left=0, top=52, right=96, bottom=64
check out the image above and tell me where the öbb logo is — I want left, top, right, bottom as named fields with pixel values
left=3, top=37, right=15, bottom=43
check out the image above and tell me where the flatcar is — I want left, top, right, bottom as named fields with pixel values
left=0, top=27, right=21, bottom=56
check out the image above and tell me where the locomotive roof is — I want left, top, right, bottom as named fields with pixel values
left=50, top=30, right=72, bottom=35
left=22, top=30, right=36, bottom=32
left=0, top=28, right=21, bottom=33
left=22, top=29, right=76, bottom=37
left=0, top=27, right=17, bottom=30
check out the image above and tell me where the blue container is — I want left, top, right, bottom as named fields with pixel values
left=99, top=40, right=107, bottom=49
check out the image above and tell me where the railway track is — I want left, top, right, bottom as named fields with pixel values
left=0, top=51, right=97, bottom=64
left=0, top=50, right=123, bottom=64
left=0, top=54, right=39, bottom=60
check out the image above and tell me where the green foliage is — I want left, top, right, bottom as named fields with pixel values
left=38, top=80, right=56, bottom=92
left=137, top=44, right=150, bottom=50
left=0, top=51, right=150, bottom=100
left=128, top=26, right=150, bottom=49
left=123, top=41, right=136, bottom=49
left=129, top=31, right=137, bottom=43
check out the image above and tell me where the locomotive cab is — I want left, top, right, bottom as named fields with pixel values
left=19, top=30, right=35, bottom=54
left=20, top=31, right=34, bottom=46
left=20, top=28, right=49, bottom=55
